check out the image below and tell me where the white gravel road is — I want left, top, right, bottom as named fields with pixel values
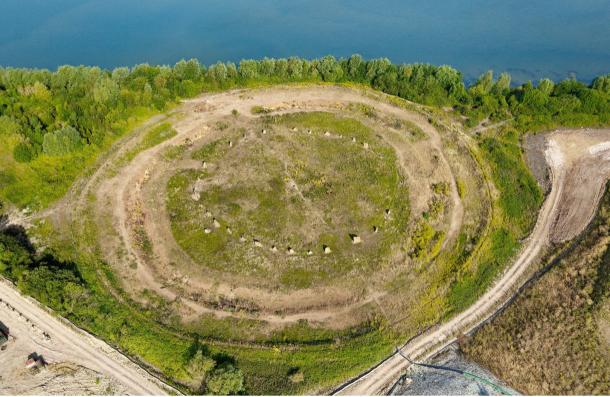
left=334, top=131, right=610, bottom=395
left=0, top=277, right=174, bottom=395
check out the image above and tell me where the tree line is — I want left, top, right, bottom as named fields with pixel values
left=1, top=55, right=609, bottom=164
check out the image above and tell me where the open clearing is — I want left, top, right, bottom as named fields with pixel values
left=78, top=86, right=470, bottom=332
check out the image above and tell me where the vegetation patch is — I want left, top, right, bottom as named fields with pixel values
left=167, top=112, right=410, bottom=288
left=462, top=187, right=610, bottom=395
left=122, top=123, right=177, bottom=163
left=445, top=128, right=542, bottom=313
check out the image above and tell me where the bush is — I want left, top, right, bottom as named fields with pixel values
left=206, top=364, right=245, bottom=395
left=42, top=126, right=84, bottom=156
left=13, top=142, right=34, bottom=163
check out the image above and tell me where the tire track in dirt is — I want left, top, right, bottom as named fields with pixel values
left=0, top=278, right=175, bottom=395
left=102, top=86, right=465, bottom=326
left=333, top=129, right=610, bottom=395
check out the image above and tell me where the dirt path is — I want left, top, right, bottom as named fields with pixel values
left=91, top=85, right=465, bottom=326
left=333, top=129, right=610, bottom=395
left=0, top=278, right=175, bottom=395
left=0, top=85, right=468, bottom=392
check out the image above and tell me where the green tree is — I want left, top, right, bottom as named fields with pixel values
left=93, top=77, right=119, bottom=105
left=42, top=126, right=84, bottom=156
left=538, top=78, right=555, bottom=96
left=470, top=70, right=494, bottom=96
left=238, top=59, right=258, bottom=80
left=492, top=72, right=511, bottom=95
left=206, top=364, right=244, bottom=395
left=346, top=54, right=365, bottom=80
left=317, top=56, right=343, bottom=81
left=286, top=57, right=303, bottom=80
left=207, top=63, right=228, bottom=84
left=592, top=74, right=610, bottom=93
left=174, top=59, right=202, bottom=81
left=186, top=349, right=216, bottom=392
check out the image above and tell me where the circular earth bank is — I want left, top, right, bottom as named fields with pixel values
left=167, top=112, right=410, bottom=290
left=99, top=86, right=464, bottom=329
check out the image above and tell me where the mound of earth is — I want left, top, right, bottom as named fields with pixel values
left=70, top=86, right=481, bottom=335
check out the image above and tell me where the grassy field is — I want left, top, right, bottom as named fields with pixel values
left=462, top=186, right=610, bottom=395
left=1, top=89, right=548, bottom=395
left=167, top=112, right=410, bottom=289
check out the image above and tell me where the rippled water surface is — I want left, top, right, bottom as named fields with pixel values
left=1, top=0, right=609, bottom=82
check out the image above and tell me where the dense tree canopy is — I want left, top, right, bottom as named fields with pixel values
left=1, top=56, right=608, bottom=168
left=0, top=56, right=608, bottom=211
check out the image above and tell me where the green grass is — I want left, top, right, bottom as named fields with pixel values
left=447, top=228, right=517, bottom=309
left=445, top=127, right=542, bottom=313
left=479, top=131, right=543, bottom=232
left=251, top=105, right=271, bottom=114
left=167, top=112, right=410, bottom=288
left=223, top=329, right=399, bottom=394
left=122, top=122, right=177, bottom=163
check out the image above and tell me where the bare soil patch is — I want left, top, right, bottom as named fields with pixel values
left=69, top=86, right=470, bottom=332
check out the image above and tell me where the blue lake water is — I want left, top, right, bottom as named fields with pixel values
left=1, top=0, right=609, bottom=83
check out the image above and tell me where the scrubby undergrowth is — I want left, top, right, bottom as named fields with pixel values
left=462, top=186, right=610, bottom=395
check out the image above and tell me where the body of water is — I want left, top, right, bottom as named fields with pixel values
left=1, top=0, right=609, bottom=83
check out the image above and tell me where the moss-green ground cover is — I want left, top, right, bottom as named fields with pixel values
left=167, top=112, right=410, bottom=289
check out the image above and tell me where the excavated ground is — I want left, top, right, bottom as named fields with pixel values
left=82, top=86, right=473, bottom=331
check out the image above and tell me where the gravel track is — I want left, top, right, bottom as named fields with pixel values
left=333, top=129, right=610, bottom=395
left=0, top=277, right=175, bottom=395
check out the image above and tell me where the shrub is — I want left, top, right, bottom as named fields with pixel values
left=13, top=142, right=35, bottom=163
left=42, top=126, right=84, bottom=156
left=206, top=364, right=245, bottom=395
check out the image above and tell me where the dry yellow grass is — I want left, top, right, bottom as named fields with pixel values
left=462, top=187, right=610, bottom=395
